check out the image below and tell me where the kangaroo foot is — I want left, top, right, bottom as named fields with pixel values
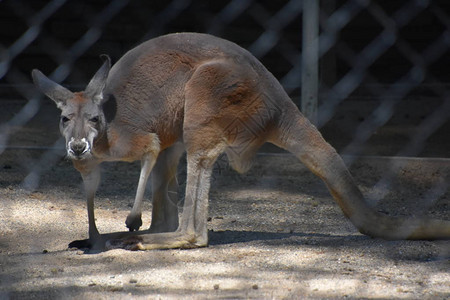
left=106, top=231, right=208, bottom=251
left=68, top=237, right=107, bottom=252
left=106, top=236, right=145, bottom=251
left=68, top=238, right=92, bottom=250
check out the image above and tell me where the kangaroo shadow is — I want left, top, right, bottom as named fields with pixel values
left=208, top=229, right=367, bottom=247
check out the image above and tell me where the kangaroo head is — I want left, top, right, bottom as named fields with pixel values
left=32, top=55, right=111, bottom=160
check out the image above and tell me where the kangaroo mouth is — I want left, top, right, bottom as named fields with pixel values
left=68, top=152, right=92, bottom=161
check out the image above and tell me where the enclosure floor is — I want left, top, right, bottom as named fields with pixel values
left=0, top=153, right=449, bottom=299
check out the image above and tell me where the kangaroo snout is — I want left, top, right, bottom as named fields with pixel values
left=67, top=138, right=91, bottom=159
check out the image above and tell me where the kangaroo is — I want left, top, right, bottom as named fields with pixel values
left=32, top=33, right=450, bottom=250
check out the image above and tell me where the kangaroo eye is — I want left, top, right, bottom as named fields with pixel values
left=61, top=116, right=70, bottom=123
left=90, top=116, right=99, bottom=123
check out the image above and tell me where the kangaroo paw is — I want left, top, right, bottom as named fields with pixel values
left=125, top=213, right=143, bottom=231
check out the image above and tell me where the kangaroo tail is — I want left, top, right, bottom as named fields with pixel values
left=273, top=110, right=450, bottom=240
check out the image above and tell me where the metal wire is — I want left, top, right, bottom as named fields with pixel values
left=0, top=0, right=448, bottom=212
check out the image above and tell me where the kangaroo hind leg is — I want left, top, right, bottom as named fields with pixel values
left=106, top=143, right=224, bottom=250
left=149, top=142, right=185, bottom=233
left=107, top=60, right=239, bottom=249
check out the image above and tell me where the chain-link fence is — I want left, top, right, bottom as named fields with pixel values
left=1, top=0, right=449, bottom=220
left=1, top=1, right=449, bottom=204
left=1, top=0, right=449, bottom=189
left=0, top=0, right=449, bottom=297
left=2, top=1, right=449, bottom=150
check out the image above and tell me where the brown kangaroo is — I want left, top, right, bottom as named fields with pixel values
left=32, top=33, right=450, bottom=250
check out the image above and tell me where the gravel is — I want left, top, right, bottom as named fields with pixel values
left=0, top=152, right=449, bottom=299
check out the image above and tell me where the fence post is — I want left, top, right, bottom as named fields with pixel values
left=301, top=0, right=319, bottom=125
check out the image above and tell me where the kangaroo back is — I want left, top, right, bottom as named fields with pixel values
left=104, top=33, right=287, bottom=151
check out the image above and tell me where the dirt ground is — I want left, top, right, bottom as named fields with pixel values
left=0, top=98, right=449, bottom=299
left=0, top=148, right=449, bottom=299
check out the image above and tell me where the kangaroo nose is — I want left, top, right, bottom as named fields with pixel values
left=71, top=142, right=86, bottom=156
left=68, top=138, right=90, bottom=157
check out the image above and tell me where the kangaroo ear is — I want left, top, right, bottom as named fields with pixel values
left=86, top=54, right=111, bottom=104
left=31, top=69, right=74, bottom=109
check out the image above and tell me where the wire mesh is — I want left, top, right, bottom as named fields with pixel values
left=1, top=0, right=449, bottom=153
left=1, top=0, right=449, bottom=217
left=0, top=0, right=449, bottom=297
left=0, top=0, right=449, bottom=224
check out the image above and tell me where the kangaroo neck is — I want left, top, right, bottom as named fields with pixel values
left=93, top=121, right=144, bottom=162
